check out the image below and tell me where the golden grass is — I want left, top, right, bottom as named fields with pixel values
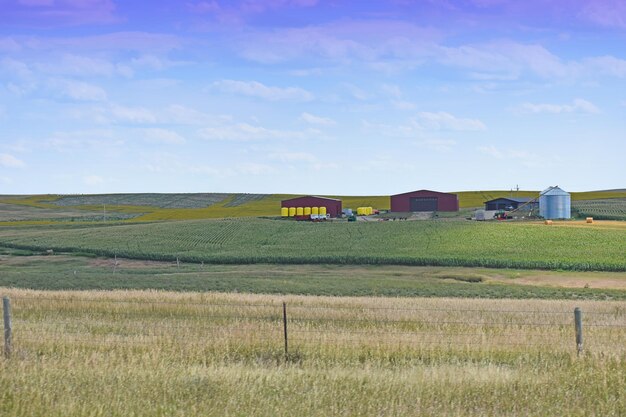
left=0, top=289, right=624, bottom=416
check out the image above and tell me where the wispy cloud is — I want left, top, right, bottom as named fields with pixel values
left=44, top=130, right=123, bottom=152
left=268, top=151, right=317, bottom=163
left=199, top=122, right=314, bottom=141
left=520, top=98, right=600, bottom=114
left=48, top=78, right=108, bottom=101
left=2, top=0, right=119, bottom=27
left=140, top=128, right=186, bottom=145
left=0, top=153, right=25, bottom=168
left=108, top=104, right=157, bottom=123
left=416, top=112, right=486, bottom=131
left=416, top=139, right=457, bottom=152
left=580, top=0, right=626, bottom=29
left=83, top=175, right=105, bottom=186
left=212, top=79, right=314, bottom=101
left=299, top=112, right=336, bottom=126
left=478, top=145, right=543, bottom=168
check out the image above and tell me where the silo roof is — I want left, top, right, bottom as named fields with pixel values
left=541, top=186, right=570, bottom=196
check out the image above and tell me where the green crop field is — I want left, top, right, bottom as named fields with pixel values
left=0, top=218, right=624, bottom=272
left=1, top=250, right=625, bottom=299
left=573, top=198, right=626, bottom=221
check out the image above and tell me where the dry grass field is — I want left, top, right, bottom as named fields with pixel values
left=0, top=289, right=624, bottom=416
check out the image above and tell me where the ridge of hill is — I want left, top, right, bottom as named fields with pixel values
left=1, top=190, right=626, bottom=222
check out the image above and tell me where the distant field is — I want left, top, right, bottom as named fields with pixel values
left=0, top=218, right=624, bottom=272
left=1, top=250, right=624, bottom=299
left=572, top=198, right=626, bottom=221
left=2, top=190, right=626, bottom=222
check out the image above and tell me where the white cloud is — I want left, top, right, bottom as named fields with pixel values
left=416, top=112, right=486, bottom=131
left=343, top=83, right=370, bottom=101
left=478, top=146, right=542, bottom=167
left=580, top=0, right=626, bottom=29
left=416, top=139, right=457, bottom=152
left=0, top=58, right=33, bottom=79
left=49, top=79, right=108, bottom=101
left=582, top=56, right=626, bottom=77
left=199, top=123, right=310, bottom=141
left=299, top=112, right=336, bottom=126
left=109, top=104, right=157, bottom=123
left=212, top=80, right=314, bottom=101
left=44, top=130, right=123, bottom=152
left=83, top=175, right=105, bottom=186
left=236, top=163, right=276, bottom=175
left=391, top=100, right=417, bottom=110
left=0, top=38, right=21, bottom=52
left=268, top=151, right=317, bottom=162
left=234, top=21, right=626, bottom=81
left=478, top=145, right=504, bottom=159
left=35, top=54, right=131, bottom=77
left=380, top=84, right=403, bottom=98
left=521, top=98, right=600, bottom=114
left=0, top=153, right=25, bottom=168
left=141, top=128, right=186, bottom=145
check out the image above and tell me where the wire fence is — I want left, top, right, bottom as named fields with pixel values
left=2, top=295, right=625, bottom=358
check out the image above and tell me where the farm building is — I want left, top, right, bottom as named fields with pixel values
left=390, top=190, right=459, bottom=212
left=484, top=197, right=537, bottom=211
left=281, top=196, right=343, bottom=218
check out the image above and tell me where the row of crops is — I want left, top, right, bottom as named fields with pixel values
left=0, top=219, right=624, bottom=271
left=572, top=199, right=626, bottom=220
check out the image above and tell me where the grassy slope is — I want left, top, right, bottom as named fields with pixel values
left=0, top=218, right=624, bottom=271
left=2, top=191, right=626, bottom=222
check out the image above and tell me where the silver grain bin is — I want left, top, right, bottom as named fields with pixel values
left=539, top=186, right=571, bottom=219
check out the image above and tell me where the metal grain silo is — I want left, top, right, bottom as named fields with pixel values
left=539, top=186, right=571, bottom=219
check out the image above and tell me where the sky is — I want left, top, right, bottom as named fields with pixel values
left=0, top=0, right=625, bottom=195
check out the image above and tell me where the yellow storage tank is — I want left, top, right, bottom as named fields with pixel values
left=296, top=207, right=304, bottom=216
left=304, top=207, right=311, bottom=216
left=281, top=207, right=289, bottom=217
left=356, top=207, right=362, bottom=215
left=319, top=207, right=327, bottom=216
left=288, top=207, right=296, bottom=217
left=366, top=207, right=373, bottom=215
left=312, top=207, right=319, bottom=215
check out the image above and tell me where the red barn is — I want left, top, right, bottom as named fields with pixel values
left=390, top=190, right=459, bottom=212
left=281, top=196, right=342, bottom=218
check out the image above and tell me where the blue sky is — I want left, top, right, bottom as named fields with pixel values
left=0, top=0, right=625, bottom=195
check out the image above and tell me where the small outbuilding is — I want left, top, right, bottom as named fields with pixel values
left=281, top=196, right=343, bottom=218
left=484, top=197, right=536, bottom=211
left=390, top=190, right=459, bottom=212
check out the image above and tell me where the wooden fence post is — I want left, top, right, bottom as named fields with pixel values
left=283, top=302, right=288, bottom=358
left=574, top=307, right=583, bottom=356
left=3, top=296, right=11, bottom=358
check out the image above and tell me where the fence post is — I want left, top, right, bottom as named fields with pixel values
left=574, top=307, right=583, bottom=356
left=283, top=302, right=288, bottom=358
left=3, top=296, right=11, bottom=358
